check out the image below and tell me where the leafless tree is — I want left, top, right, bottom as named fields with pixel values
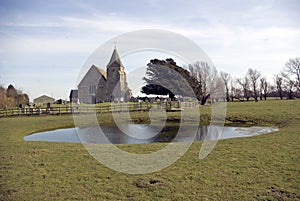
left=188, top=61, right=219, bottom=105
left=0, top=86, right=8, bottom=109
left=247, top=68, right=261, bottom=102
left=284, top=58, right=300, bottom=97
left=229, top=80, right=239, bottom=101
left=281, top=72, right=295, bottom=99
left=212, top=76, right=225, bottom=103
left=220, top=72, right=231, bottom=102
left=6, top=84, right=18, bottom=99
left=0, top=84, right=29, bottom=109
left=284, top=57, right=300, bottom=89
left=274, top=74, right=284, bottom=100
left=237, top=77, right=250, bottom=101
left=260, top=77, right=268, bottom=100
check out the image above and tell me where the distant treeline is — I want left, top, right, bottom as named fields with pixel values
left=142, top=57, right=300, bottom=104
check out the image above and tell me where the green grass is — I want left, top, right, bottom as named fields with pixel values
left=0, top=100, right=299, bottom=200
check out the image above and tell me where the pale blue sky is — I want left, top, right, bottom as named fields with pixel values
left=0, top=0, right=299, bottom=100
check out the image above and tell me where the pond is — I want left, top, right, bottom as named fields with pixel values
left=24, top=124, right=278, bottom=144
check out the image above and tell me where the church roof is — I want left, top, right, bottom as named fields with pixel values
left=107, top=47, right=123, bottom=67
left=93, top=65, right=107, bottom=79
left=78, top=65, right=107, bottom=87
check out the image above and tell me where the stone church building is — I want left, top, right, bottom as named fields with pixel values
left=76, top=48, right=131, bottom=103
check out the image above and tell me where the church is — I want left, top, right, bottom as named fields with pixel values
left=73, top=47, right=131, bottom=104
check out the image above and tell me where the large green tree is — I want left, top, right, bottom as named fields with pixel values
left=142, top=58, right=218, bottom=105
left=142, top=58, right=198, bottom=100
left=141, top=84, right=175, bottom=99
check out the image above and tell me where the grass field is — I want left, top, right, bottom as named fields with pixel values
left=0, top=100, right=299, bottom=200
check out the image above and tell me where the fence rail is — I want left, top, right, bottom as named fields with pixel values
left=0, top=101, right=198, bottom=118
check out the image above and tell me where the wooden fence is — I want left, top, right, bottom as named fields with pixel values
left=0, top=101, right=198, bottom=117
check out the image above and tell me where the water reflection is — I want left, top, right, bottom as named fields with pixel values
left=24, top=124, right=278, bottom=144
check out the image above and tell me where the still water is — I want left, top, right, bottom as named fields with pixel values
left=24, top=124, right=278, bottom=144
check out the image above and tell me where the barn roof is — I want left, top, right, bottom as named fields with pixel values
left=33, top=95, right=55, bottom=102
left=69, top=89, right=78, bottom=98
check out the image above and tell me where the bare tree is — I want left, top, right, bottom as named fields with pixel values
left=260, top=77, right=268, bottom=100
left=188, top=61, right=219, bottom=105
left=237, top=77, right=250, bottom=101
left=6, top=84, right=18, bottom=99
left=220, top=72, right=231, bottom=102
left=229, top=80, right=239, bottom=101
left=0, top=84, right=29, bottom=108
left=285, top=57, right=300, bottom=89
left=0, top=86, right=8, bottom=109
left=229, top=81, right=235, bottom=101
left=274, top=74, right=284, bottom=100
left=212, top=76, right=225, bottom=103
left=247, top=68, right=261, bottom=102
left=259, top=79, right=263, bottom=100
left=281, top=72, right=295, bottom=99
left=284, top=58, right=300, bottom=97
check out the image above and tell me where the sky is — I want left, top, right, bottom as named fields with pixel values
left=0, top=0, right=299, bottom=101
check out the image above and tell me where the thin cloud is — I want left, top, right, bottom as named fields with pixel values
left=0, top=0, right=299, bottom=99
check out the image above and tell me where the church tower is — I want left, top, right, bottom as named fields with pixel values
left=105, top=47, right=130, bottom=102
